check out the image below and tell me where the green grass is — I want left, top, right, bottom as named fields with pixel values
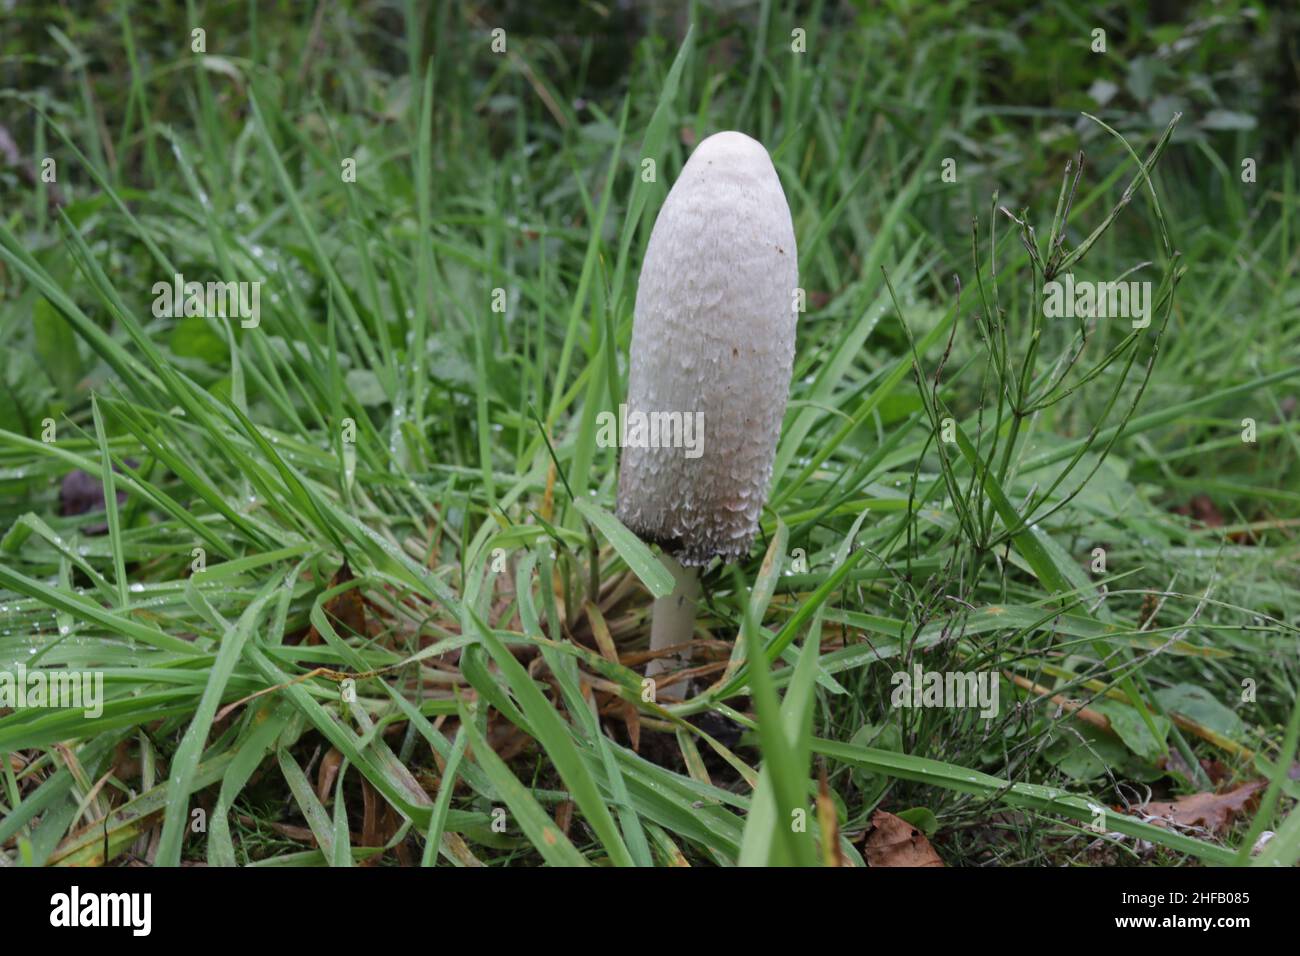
left=1, top=0, right=1298, bottom=867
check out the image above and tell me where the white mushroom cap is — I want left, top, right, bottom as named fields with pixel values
left=616, top=131, right=798, bottom=566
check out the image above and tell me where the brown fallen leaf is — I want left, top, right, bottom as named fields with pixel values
left=816, top=766, right=845, bottom=867
left=1159, top=751, right=1230, bottom=785
left=1137, top=591, right=1160, bottom=630
left=1173, top=493, right=1225, bottom=528
left=302, top=561, right=368, bottom=645
left=1134, top=780, right=1265, bottom=834
left=555, top=800, right=574, bottom=838
left=863, top=810, right=944, bottom=867
left=316, top=748, right=344, bottom=805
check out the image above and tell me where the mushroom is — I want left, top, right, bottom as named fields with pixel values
left=616, top=130, right=798, bottom=699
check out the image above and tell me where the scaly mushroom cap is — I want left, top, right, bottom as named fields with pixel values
left=616, top=131, right=798, bottom=566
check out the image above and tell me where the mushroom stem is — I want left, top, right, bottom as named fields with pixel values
left=646, top=552, right=701, bottom=700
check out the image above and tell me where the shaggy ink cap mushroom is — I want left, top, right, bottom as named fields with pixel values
left=616, top=130, right=798, bottom=699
